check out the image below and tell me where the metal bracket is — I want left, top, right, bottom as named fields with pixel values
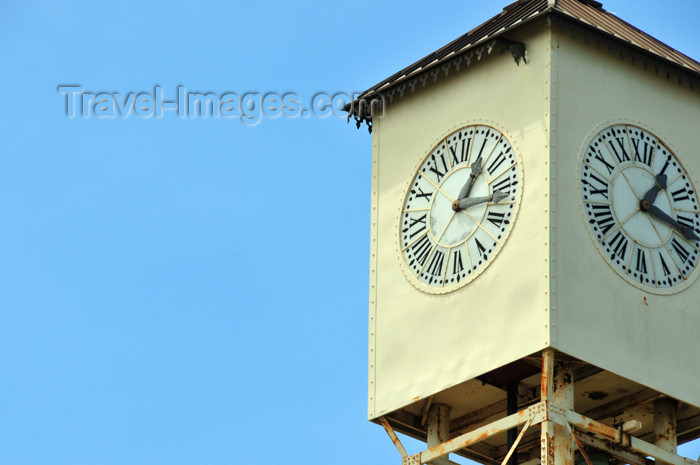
left=345, top=97, right=379, bottom=133
left=402, top=455, right=421, bottom=465
left=379, top=416, right=408, bottom=458
left=498, top=38, right=527, bottom=65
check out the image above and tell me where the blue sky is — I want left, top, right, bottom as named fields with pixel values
left=1, top=1, right=699, bottom=464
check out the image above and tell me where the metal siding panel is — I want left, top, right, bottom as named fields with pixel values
left=553, top=29, right=700, bottom=409
left=370, top=24, right=552, bottom=419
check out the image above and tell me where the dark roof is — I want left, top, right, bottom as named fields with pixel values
left=350, top=0, right=700, bottom=110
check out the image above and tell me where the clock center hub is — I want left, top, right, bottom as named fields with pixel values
left=429, top=169, right=488, bottom=247
left=612, top=166, right=672, bottom=248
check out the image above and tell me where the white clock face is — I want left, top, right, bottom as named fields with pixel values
left=580, top=124, right=700, bottom=294
left=399, top=125, right=522, bottom=293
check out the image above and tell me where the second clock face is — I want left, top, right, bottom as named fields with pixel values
left=580, top=124, right=700, bottom=294
left=399, top=124, right=522, bottom=294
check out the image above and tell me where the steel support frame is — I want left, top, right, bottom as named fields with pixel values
left=379, top=352, right=699, bottom=465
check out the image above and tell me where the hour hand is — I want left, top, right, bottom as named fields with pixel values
left=647, top=204, right=700, bottom=241
left=457, top=156, right=483, bottom=200
left=641, top=173, right=668, bottom=206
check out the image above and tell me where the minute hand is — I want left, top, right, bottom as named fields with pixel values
left=647, top=204, right=700, bottom=241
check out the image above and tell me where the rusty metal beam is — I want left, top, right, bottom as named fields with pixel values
left=379, top=416, right=409, bottom=458
left=553, top=364, right=575, bottom=465
left=573, top=431, right=650, bottom=465
left=540, top=349, right=556, bottom=465
left=500, top=416, right=534, bottom=465
left=378, top=411, right=503, bottom=465
left=557, top=408, right=698, bottom=465
left=558, top=411, right=594, bottom=465
left=654, top=397, right=679, bottom=458
left=629, top=435, right=696, bottom=465
left=561, top=408, right=625, bottom=444
left=427, top=404, right=452, bottom=465
left=403, top=402, right=546, bottom=465
left=380, top=411, right=504, bottom=465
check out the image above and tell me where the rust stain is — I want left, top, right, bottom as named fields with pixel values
left=541, top=356, right=550, bottom=399
left=643, top=296, right=648, bottom=306
left=587, top=390, right=608, bottom=400
left=545, top=432, right=555, bottom=465
left=585, top=421, right=617, bottom=440
left=562, top=371, right=572, bottom=385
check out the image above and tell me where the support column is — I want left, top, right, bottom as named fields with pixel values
left=553, top=362, right=574, bottom=465
left=541, top=349, right=555, bottom=465
left=427, top=404, right=451, bottom=465
left=654, top=398, right=678, bottom=465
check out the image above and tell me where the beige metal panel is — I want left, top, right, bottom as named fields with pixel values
left=552, top=27, right=700, bottom=408
left=369, top=21, right=552, bottom=420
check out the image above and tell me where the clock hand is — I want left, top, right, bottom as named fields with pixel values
left=646, top=204, right=700, bottom=241
left=452, top=190, right=508, bottom=211
left=640, top=173, right=668, bottom=209
left=457, top=156, right=483, bottom=200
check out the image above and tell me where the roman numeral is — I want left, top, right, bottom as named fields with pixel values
left=452, top=250, right=464, bottom=275
left=671, top=237, right=690, bottom=263
left=475, top=238, right=487, bottom=257
left=609, top=137, right=630, bottom=163
left=659, top=156, right=671, bottom=176
left=409, top=234, right=433, bottom=267
left=671, top=187, right=692, bottom=202
left=476, top=131, right=491, bottom=159
left=403, top=213, right=427, bottom=239
left=631, top=137, right=653, bottom=166
left=428, top=153, right=449, bottom=181
left=659, top=253, right=672, bottom=276
left=583, top=173, right=609, bottom=199
left=593, top=150, right=615, bottom=175
left=491, top=175, right=514, bottom=197
left=677, top=214, right=695, bottom=229
left=449, top=136, right=471, bottom=165
left=486, top=211, right=508, bottom=228
left=589, top=204, right=616, bottom=235
left=412, top=187, right=433, bottom=202
left=635, top=248, right=648, bottom=274
left=608, top=231, right=629, bottom=260
left=486, top=149, right=509, bottom=176
left=426, top=250, right=445, bottom=276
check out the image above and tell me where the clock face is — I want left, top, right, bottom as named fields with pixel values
left=580, top=124, right=700, bottom=294
left=399, top=124, right=522, bottom=294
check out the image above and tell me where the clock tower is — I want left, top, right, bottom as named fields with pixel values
left=345, top=2, right=700, bottom=465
